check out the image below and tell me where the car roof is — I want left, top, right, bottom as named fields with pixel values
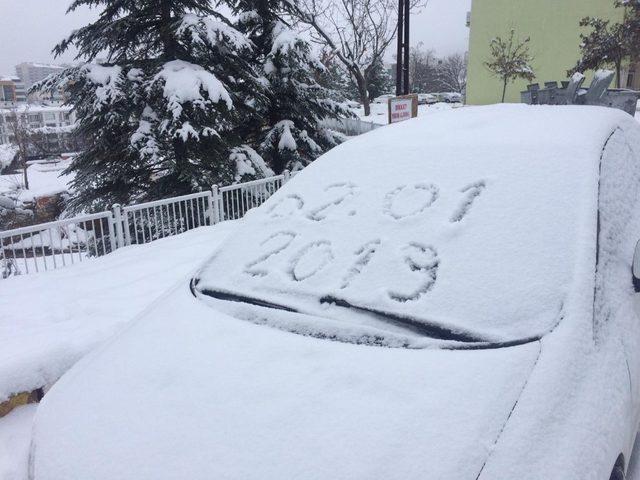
left=196, top=105, right=636, bottom=344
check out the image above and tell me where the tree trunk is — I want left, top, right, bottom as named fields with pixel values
left=159, top=1, right=179, bottom=60
left=362, top=91, right=371, bottom=116
left=356, top=73, right=370, bottom=116
left=15, top=124, right=29, bottom=190
left=159, top=0, right=188, bottom=184
left=22, top=156, right=29, bottom=190
left=171, top=137, right=189, bottom=192
left=615, top=60, right=622, bottom=89
left=501, top=77, right=508, bottom=103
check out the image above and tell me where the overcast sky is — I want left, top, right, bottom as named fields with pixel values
left=0, top=0, right=472, bottom=75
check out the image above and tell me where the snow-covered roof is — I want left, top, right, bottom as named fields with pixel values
left=21, top=62, right=65, bottom=70
left=0, top=75, right=21, bottom=83
left=0, top=104, right=72, bottom=114
left=196, top=104, right=630, bottom=345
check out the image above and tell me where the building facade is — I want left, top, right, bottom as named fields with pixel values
left=14, top=62, right=67, bottom=103
left=0, top=105, right=77, bottom=155
left=14, top=63, right=65, bottom=90
left=466, top=0, right=633, bottom=105
left=0, top=77, right=27, bottom=106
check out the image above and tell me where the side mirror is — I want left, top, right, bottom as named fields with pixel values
left=633, top=240, right=640, bottom=293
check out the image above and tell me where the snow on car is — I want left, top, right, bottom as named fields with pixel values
left=417, top=93, right=437, bottom=104
left=372, top=93, right=395, bottom=104
left=29, top=105, right=640, bottom=480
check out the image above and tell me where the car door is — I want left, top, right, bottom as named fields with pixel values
left=595, top=126, right=640, bottom=422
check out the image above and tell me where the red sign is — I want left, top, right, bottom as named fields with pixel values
left=388, top=95, right=418, bottom=124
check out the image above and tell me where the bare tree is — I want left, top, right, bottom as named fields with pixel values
left=438, top=53, right=467, bottom=94
left=407, top=42, right=439, bottom=93
left=5, top=107, right=31, bottom=190
left=287, top=0, right=426, bottom=116
left=484, top=29, right=535, bottom=102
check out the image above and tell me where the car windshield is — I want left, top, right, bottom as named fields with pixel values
left=194, top=106, right=615, bottom=347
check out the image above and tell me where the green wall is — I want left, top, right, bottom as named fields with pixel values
left=466, top=0, right=623, bottom=105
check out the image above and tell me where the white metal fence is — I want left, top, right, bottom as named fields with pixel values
left=0, top=172, right=290, bottom=279
left=321, top=118, right=381, bottom=136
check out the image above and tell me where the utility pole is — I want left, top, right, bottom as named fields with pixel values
left=395, top=0, right=404, bottom=96
left=395, top=0, right=411, bottom=96
left=403, top=0, right=410, bottom=95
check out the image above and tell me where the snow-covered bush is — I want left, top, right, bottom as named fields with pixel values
left=0, top=144, right=18, bottom=173
left=0, top=194, right=34, bottom=231
left=0, top=252, right=20, bottom=280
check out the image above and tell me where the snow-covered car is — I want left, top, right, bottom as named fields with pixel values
left=440, top=92, right=463, bottom=103
left=417, top=93, right=437, bottom=104
left=372, top=93, right=395, bottom=104
left=30, top=105, right=640, bottom=480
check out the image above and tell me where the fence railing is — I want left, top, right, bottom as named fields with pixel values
left=119, top=190, right=213, bottom=246
left=321, top=117, right=381, bottom=136
left=0, top=172, right=289, bottom=279
left=219, top=171, right=288, bottom=221
left=0, top=211, right=115, bottom=276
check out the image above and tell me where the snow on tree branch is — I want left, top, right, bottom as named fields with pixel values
left=179, top=14, right=253, bottom=51
left=152, top=60, right=233, bottom=120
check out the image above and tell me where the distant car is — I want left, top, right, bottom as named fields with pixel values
left=343, top=99, right=361, bottom=109
left=440, top=92, right=463, bottom=103
left=372, top=94, right=395, bottom=104
left=30, top=105, right=640, bottom=480
left=417, top=93, right=437, bottom=105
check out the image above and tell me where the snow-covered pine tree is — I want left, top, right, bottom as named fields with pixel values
left=316, top=50, right=352, bottom=102
left=344, top=58, right=392, bottom=103
left=234, top=0, right=350, bottom=174
left=37, top=0, right=267, bottom=211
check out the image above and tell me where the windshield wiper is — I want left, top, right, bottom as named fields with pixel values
left=192, top=280, right=489, bottom=344
left=319, top=295, right=488, bottom=343
left=195, top=286, right=299, bottom=313
left=193, top=281, right=542, bottom=349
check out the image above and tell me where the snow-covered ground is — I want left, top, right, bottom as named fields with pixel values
left=354, top=101, right=463, bottom=125
left=0, top=159, right=73, bottom=204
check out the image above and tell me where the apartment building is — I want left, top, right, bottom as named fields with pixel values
left=14, top=62, right=69, bottom=103
left=0, top=76, right=27, bottom=106
left=14, top=62, right=65, bottom=90
left=0, top=105, right=77, bottom=155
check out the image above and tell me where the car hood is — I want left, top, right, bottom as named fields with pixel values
left=31, top=285, right=541, bottom=480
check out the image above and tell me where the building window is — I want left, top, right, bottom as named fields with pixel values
left=28, top=114, right=41, bottom=123
left=1, top=85, right=13, bottom=101
left=627, top=70, right=635, bottom=89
